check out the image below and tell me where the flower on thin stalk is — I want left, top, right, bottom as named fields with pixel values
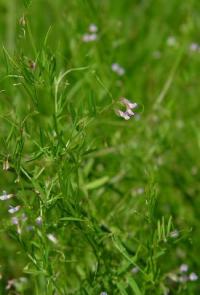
left=8, top=205, right=20, bottom=214
left=189, top=272, right=198, bottom=281
left=0, top=191, right=14, bottom=201
left=116, top=98, right=138, bottom=120
left=36, top=216, right=42, bottom=226
left=89, top=24, right=98, bottom=33
left=180, top=264, right=188, bottom=273
left=83, top=24, right=98, bottom=43
left=111, top=63, right=125, bottom=76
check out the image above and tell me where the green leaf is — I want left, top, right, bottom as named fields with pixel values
left=85, top=176, right=109, bottom=190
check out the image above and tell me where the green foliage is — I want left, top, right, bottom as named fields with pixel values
left=0, top=0, right=200, bottom=294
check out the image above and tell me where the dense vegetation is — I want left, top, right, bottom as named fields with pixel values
left=0, top=0, right=200, bottom=294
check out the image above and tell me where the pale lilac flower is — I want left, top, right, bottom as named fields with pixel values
left=126, top=108, right=135, bottom=116
left=89, top=24, right=98, bottom=33
left=111, top=63, right=125, bottom=76
left=121, top=98, right=138, bottom=110
left=36, top=216, right=42, bottom=226
left=131, top=266, right=139, bottom=274
left=116, top=110, right=130, bottom=120
left=89, top=33, right=97, bottom=41
left=83, top=33, right=91, bottom=42
left=8, top=205, right=20, bottom=214
left=180, top=264, right=188, bottom=273
left=11, top=217, right=19, bottom=225
left=189, top=43, right=200, bottom=52
left=100, top=292, right=107, bottom=295
left=189, top=272, right=198, bottom=281
left=116, top=98, right=138, bottom=120
left=111, top=63, right=119, bottom=72
left=0, top=191, right=14, bottom=201
left=83, top=33, right=97, bottom=42
left=47, top=233, right=58, bottom=244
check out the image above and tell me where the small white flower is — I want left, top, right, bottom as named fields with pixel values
left=9, top=206, right=20, bottom=214
left=8, top=205, right=20, bottom=214
left=136, top=187, right=144, bottom=195
left=100, top=292, right=107, bottom=295
left=180, top=264, right=188, bottom=272
left=189, top=272, right=198, bottom=281
left=111, top=63, right=119, bottom=71
left=89, top=24, right=98, bottom=33
left=82, top=33, right=91, bottom=42
left=0, top=191, right=14, bottom=201
left=131, top=266, right=139, bottom=274
left=83, top=33, right=97, bottom=42
left=36, top=216, right=42, bottom=226
left=126, top=108, right=135, bottom=116
left=170, top=229, right=179, bottom=238
left=89, top=33, right=97, bottom=41
left=167, top=36, right=177, bottom=47
left=47, top=233, right=58, bottom=244
left=111, top=63, right=125, bottom=76
left=189, top=43, right=200, bottom=52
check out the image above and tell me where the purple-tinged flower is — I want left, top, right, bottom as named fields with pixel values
left=11, top=217, right=19, bottom=225
left=116, top=110, right=131, bottom=120
left=189, top=43, right=200, bottom=52
left=111, top=63, right=125, bottom=76
left=0, top=191, right=14, bottom=201
left=189, top=272, right=198, bottom=281
left=180, top=264, right=188, bottom=273
left=83, top=33, right=97, bottom=42
left=8, top=205, right=20, bottom=214
left=116, top=98, right=138, bottom=120
left=121, top=98, right=138, bottom=110
left=89, top=24, right=98, bottom=33
left=36, top=216, right=42, bottom=226
left=100, top=292, right=107, bottom=295
left=89, top=33, right=97, bottom=41
left=126, top=108, right=135, bottom=116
